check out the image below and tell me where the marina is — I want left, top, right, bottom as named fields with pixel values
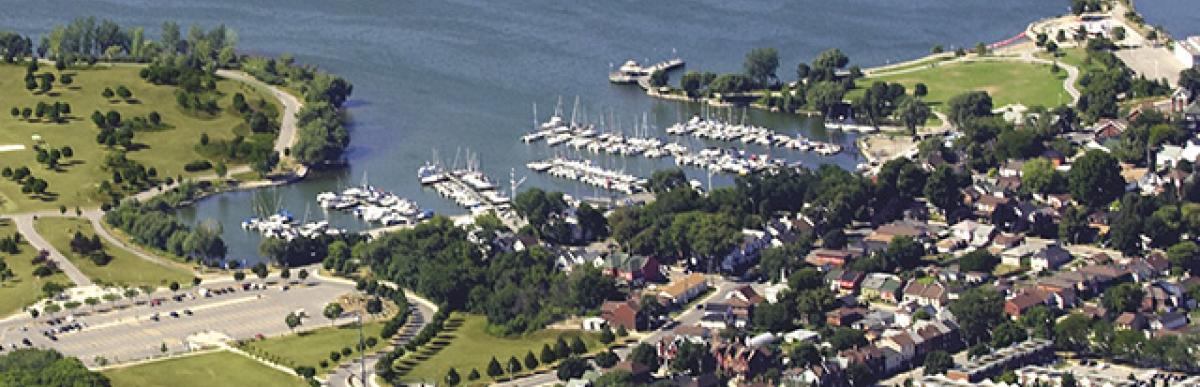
left=665, top=114, right=844, bottom=155
left=419, top=153, right=519, bottom=217
left=526, top=157, right=648, bottom=194
left=315, top=180, right=431, bottom=227
left=240, top=211, right=347, bottom=241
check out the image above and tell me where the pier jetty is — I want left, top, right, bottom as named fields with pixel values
left=608, top=58, right=685, bottom=89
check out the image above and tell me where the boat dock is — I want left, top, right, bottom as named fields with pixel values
left=608, top=58, right=685, bottom=89
left=527, top=157, right=648, bottom=194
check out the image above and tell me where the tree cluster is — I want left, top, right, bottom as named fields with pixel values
left=104, top=200, right=228, bottom=265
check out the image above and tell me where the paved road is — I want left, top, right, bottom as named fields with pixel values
left=493, top=277, right=743, bottom=387
left=0, top=272, right=354, bottom=366
left=326, top=294, right=438, bottom=387
left=6, top=214, right=92, bottom=287
left=216, top=69, right=303, bottom=167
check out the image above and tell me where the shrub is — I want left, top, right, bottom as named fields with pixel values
left=183, top=160, right=213, bottom=172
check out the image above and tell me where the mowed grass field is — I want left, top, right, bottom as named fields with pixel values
left=0, top=63, right=278, bottom=212
left=33, top=216, right=192, bottom=289
left=242, top=320, right=387, bottom=374
left=0, top=219, right=70, bottom=317
left=400, top=313, right=601, bottom=384
left=102, top=350, right=306, bottom=387
left=853, top=60, right=1070, bottom=114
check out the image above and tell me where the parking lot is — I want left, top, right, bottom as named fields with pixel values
left=0, top=276, right=355, bottom=366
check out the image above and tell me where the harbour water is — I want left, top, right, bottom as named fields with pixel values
left=0, top=0, right=1067, bottom=262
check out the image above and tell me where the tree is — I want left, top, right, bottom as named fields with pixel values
left=298, top=269, right=309, bottom=281
left=555, top=356, right=591, bottom=381
left=648, top=69, right=668, bottom=88
left=923, top=350, right=954, bottom=375
left=946, top=91, right=993, bottom=128
left=924, top=165, right=968, bottom=216
left=897, top=96, right=931, bottom=136
left=808, top=81, right=845, bottom=116
left=948, top=286, right=1005, bottom=344
left=1167, top=241, right=1200, bottom=275
left=594, top=350, right=619, bottom=368
left=280, top=267, right=291, bottom=281
left=628, top=343, right=659, bottom=369
left=252, top=262, right=269, bottom=281
left=1068, top=150, right=1125, bottom=208
left=958, top=249, right=999, bottom=273
left=168, top=281, right=180, bottom=293
left=1021, top=158, right=1063, bottom=194
left=115, top=85, right=132, bottom=99
left=508, top=355, right=523, bottom=374
left=598, top=325, right=615, bottom=344
left=0, top=349, right=112, bottom=386
left=789, top=342, right=821, bottom=368
left=539, top=343, right=557, bottom=364
left=233, top=271, right=246, bottom=282
left=569, top=336, right=587, bottom=354
left=285, top=312, right=302, bottom=332
left=914, top=83, right=928, bottom=98
left=102, top=87, right=114, bottom=99
left=214, top=162, right=227, bottom=178
left=467, top=368, right=480, bottom=381
left=323, top=302, right=343, bottom=325
left=679, top=71, right=706, bottom=98
left=524, top=350, right=539, bottom=370
left=444, top=367, right=460, bottom=386
left=744, top=47, right=780, bottom=86
left=487, top=356, right=503, bottom=377
left=1101, top=283, right=1144, bottom=314
left=991, top=321, right=1028, bottom=348
left=1020, top=305, right=1055, bottom=339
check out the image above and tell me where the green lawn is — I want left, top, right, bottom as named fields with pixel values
left=33, top=217, right=192, bottom=288
left=398, top=313, right=601, bottom=384
left=0, top=219, right=70, bottom=317
left=0, top=62, right=278, bottom=212
left=103, top=350, right=306, bottom=387
left=241, top=321, right=387, bottom=374
left=852, top=60, right=1070, bottom=114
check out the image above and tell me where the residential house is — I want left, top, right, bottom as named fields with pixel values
left=595, top=252, right=662, bottom=282
left=724, top=286, right=764, bottom=328
left=825, top=269, right=865, bottom=294
left=902, top=281, right=954, bottom=309
left=1155, top=140, right=1200, bottom=171
left=991, top=233, right=1024, bottom=251
left=805, top=248, right=858, bottom=268
left=839, top=346, right=886, bottom=374
left=1090, top=118, right=1128, bottom=143
left=825, top=306, right=866, bottom=327
left=600, top=299, right=644, bottom=331
left=859, top=273, right=904, bottom=303
left=1004, top=288, right=1052, bottom=319
left=712, top=341, right=776, bottom=379
left=949, top=220, right=997, bottom=248
left=782, top=362, right=845, bottom=387
left=1114, top=312, right=1147, bottom=331
left=1029, top=244, right=1072, bottom=272
left=721, top=231, right=773, bottom=272
left=1151, top=312, right=1188, bottom=331
left=699, top=302, right=734, bottom=329
left=658, top=273, right=709, bottom=306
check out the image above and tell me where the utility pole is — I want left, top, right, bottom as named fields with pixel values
left=358, top=313, right=366, bottom=387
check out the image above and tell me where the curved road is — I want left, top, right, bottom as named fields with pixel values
left=326, top=294, right=438, bottom=387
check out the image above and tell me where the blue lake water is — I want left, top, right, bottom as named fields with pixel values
left=0, top=0, right=1064, bottom=262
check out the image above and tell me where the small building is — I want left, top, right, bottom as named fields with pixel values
left=1114, top=312, right=1147, bottom=331
left=1004, top=288, right=1051, bottom=319
left=902, top=281, right=952, bottom=309
left=1029, top=244, right=1072, bottom=272
left=658, top=273, right=709, bottom=306
left=600, top=299, right=644, bottom=331
left=1174, top=36, right=1200, bottom=68
left=859, top=273, right=904, bottom=303
left=805, top=248, right=857, bottom=267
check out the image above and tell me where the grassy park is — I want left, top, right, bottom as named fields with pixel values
left=33, top=217, right=192, bottom=288
left=855, top=59, right=1070, bottom=113
left=241, top=320, right=387, bottom=374
left=0, top=62, right=278, bottom=212
left=398, top=313, right=601, bottom=384
left=102, top=350, right=306, bottom=387
left=0, top=219, right=70, bottom=317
